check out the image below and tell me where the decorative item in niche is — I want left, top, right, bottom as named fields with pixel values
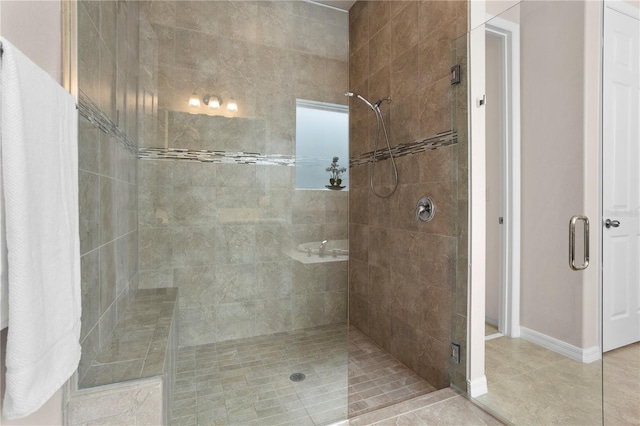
left=326, top=156, right=346, bottom=190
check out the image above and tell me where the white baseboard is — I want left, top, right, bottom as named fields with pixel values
left=520, top=326, right=601, bottom=363
left=485, top=316, right=498, bottom=327
left=485, top=332, right=503, bottom=341
left=467, top=376, right=488, bottom=397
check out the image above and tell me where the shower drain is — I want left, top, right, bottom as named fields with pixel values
left=289, top=373, right=306, bottom=382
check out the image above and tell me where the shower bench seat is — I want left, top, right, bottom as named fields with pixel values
left=67, top=288, right=179, bottom=425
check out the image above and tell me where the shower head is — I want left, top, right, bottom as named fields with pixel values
left=344, top=93, right=397, bottom=198
left=344, top=91, right=375, bottom=111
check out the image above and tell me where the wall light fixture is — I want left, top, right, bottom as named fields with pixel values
left=203, top=94, right=221, bottom=109
left=226, top=97, right=238, bottom=112
left=188, top=91, right=201, bottom=108
left=189, top=91, right=238, bottom=113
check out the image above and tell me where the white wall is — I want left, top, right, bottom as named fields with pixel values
left=468, top=0, right=488, bottom=396
left=519, top=0, right=589, bottom=348
left=0, top=1, right=62, bottom=84
left=0, top=1, right=64, bottom=424
left=581, top=0, right=603, bottom=350
left=485, top=34, right=502, bottom=325
left=486, top=0, right=519, bottom=20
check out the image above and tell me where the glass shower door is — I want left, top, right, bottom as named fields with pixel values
left=463, top=2, right=604, bottom=424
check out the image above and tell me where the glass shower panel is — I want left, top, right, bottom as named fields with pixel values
left=464, top=2, right=604, bottom=424
left=450, top=32, right=469, bottom=393
left=137, top=2, right=349, bottom=424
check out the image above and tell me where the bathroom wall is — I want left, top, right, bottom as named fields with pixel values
left=137, top=1, right=349, bottom=347
left=450, top=32, right=469, bottom=393
left=348, top=0, right=467, bottom=389
left=76, top=0, right=141, bottom=383
left=0, top=1, right=62, bottom=83
left=518, top=0, right=601, bottom=349
left=485, top=33, right=502, bottom=326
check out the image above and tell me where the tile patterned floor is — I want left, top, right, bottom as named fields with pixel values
left=475, top=337, right=640, bottom=425
left=171, top=324, right=438, bottom=425
left=348, top=327, right=436, bottom=418
left=170, top=322, right=637, bottom=425
left=475, top=336, right=602, bottom=424
left=172, top=324, right=348, bottom=425
left=484, top=323, right=499, bottom=337
left=603, top=342, right=640, bottom=425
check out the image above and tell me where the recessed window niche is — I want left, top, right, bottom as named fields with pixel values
left=295, top=99, right=349, bottom=190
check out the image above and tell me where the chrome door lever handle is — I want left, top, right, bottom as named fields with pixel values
left=604, top=219, right=620, bottom=228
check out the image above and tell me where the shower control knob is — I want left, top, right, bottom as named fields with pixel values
left=416, top=197, right=435, bottom=222
left=604, top=219, right=620, bottom=229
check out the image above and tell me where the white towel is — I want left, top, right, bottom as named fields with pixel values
left=0, top=38, right=81, bottom=419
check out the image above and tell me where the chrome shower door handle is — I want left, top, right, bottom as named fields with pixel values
left=569, top=215, right=589, bottom=271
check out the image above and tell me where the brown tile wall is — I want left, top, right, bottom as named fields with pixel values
left=348, top=0, right=467, bottom=389
left=450, top=33, right=469, bottom=393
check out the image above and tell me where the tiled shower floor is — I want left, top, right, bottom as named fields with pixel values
left=171, top=324, right=436, bottom=425
left=348, top=327, right=436, bottom=417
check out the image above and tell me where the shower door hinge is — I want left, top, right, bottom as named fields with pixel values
left=450, top=65, right=461, bottom=85
left=450, top=342, right=461, bottom=364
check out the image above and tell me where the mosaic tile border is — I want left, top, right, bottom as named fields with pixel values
left=138, top=130, right=455, bottom=167
left=349, top=130, right=457, bottom=167
left=138, top=147, right=296, bottom=166
left=77, top=90, right=455, bottom=168
left=78, top=90, right=137, bottom=153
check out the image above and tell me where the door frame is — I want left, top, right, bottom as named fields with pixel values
left=485, top=15, right=521, bottom=339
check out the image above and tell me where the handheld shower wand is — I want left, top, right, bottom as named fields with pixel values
left=344, top=91, right=398, bottom=198
left=344, top=91, right=375, bottom=111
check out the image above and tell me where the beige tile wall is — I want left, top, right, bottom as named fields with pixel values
left=137, top=1, right=350, bottom=347
left=348, top=0, right=467, bottom=389
left=138, top=159, right=349, bottom=347
left=139, top=0, right=348, bottom=155
left=77, top=0, right=141, bottom=384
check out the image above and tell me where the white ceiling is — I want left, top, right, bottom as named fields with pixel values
left=310, top=0, right=356, bottom=12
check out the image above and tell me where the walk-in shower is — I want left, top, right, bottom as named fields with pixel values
left=344, top=91, right=398, bottom=198
left=72, top=0, right=470, bottom=423
left=67, top=0, right=640, bottom=423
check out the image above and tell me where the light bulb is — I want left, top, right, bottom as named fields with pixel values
left=227, top=98, right=238, bottom=112
left=209, top=96, right=220, bottom=109
left=189, top=92, right=200, bottom=108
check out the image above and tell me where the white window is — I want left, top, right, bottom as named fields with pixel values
left=295, top=99, right=349, bottom=190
